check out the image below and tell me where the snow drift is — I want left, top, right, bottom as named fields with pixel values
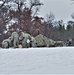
left=0, top=47, right=74, bottom=74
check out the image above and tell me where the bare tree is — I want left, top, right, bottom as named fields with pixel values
left=13, top=0, right=25, bottom=11
left=46, top=12, right=55, bottom=25
left=29, top=0, right=43, bottom=17
left=71, top=12, right=74, bottom=19
left=0, top=0, right=6, bottom=9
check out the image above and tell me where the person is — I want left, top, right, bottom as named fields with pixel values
left=66, top=37, right=72, bottom=46
left=18, top=30, right=27, bottom=48
left=10, top=27, right=19, bottom=48
left=2, top=37, right=11, bottom=48
left=30, top=34, right=36, bottom=47
left=68, top=37, right=72, bottom=46
left=35, top=34, right=45, bottom=47
left=23, top=31, right=31, bottom=48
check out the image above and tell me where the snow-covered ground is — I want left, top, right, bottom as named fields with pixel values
left=0, top=47, right=74, bottom=74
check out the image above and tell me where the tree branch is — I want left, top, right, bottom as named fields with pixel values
left=0, top=0, right=6, bottom=9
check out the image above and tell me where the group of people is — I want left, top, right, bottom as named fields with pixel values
left=1, top=27, right=74, bottom=48
left=2, top=28, right=36, bottom=48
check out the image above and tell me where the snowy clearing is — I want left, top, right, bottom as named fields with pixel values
left=0, top=47, right=74, bottom=74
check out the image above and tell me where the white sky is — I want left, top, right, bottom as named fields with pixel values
left=39, top=0, right=74, bottom=23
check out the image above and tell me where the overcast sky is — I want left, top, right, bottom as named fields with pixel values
left=39, top=0, right=74, bottom=23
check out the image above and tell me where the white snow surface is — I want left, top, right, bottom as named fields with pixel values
left=0, top=47, right=74, bottom=74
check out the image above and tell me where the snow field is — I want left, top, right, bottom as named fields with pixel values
left=0, top=47, right=74, bottom=74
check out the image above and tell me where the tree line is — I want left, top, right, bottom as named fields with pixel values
left=0, top=0, right=74, bottom=44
